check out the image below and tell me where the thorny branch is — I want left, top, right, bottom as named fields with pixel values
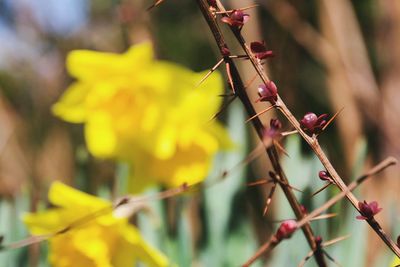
left=195, top=0, right=327, bottom=266
left=243, top=157, right=396, bottom=266
left=209, top=0, right=400, bottom=258
left=193, top=0, right=400, bottom=266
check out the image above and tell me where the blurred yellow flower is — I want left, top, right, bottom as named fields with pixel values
left=23, top=182, right=169, bottom=267
left=391, top=256, right=400, bottom=267
left=52, top=43, right=231, bottom=192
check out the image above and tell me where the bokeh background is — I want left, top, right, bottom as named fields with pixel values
left=0, top=0, right=399, bottom=266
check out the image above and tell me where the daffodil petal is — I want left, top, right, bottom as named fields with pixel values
left=119, top=224, right=170, bottom=267
left=154, top=125, right=177, bottom=160
left=23, top=209, right=67, bottom=235
left=54, top=43, right=232, bottom=192
left=24, top=182, right=170, bottom=267
left=52, top=83, right=89, bottom=123
left=67, top=42, right=154, bottom=81
left=85, top=112, right=117, bottom=158
left=49, top=181, right=109, bottom=209
left=391, top=256, right=400, bottom=267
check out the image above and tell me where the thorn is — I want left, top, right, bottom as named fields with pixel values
left=263, top=183, right=277, bottom=216
left=244, top=73, right=258, bottom=90
left=210, top=95, right=237, bottom=121
left=196, top=58, right=224, bottom=88
left=115, top=197, right=130, bottom=207
left=245, top=105, right=275, bottom=123
left=286, top=184, right=303, bottom=193
left=322, top=235, right=350, bottom=247
left=276, top=179, right=303, bottom=193
left=309, top=213, right=337, bottom=221
left=225, top=62, right=236, bottom=94
left=229, top=55, right=249, bottom=59
left=247, top=179, right=270, bottom=187
left=214, top=142, right=265, bottom=187
left=215, top=4, right=259, bottom=14
left=244, top=142, right=266, bottom=165
left=322, top=250, right=343, bottom=267
left=273, top=140, right=289, bottom=157
left=322, top=107, right=344, bottom=131
left=298, top=250, right=315, bottom=267
left=281, top=129, right=298, bottom=137
left=311, top=182, right=332, bottom=197
left=147, top=0, right=165, bottom=11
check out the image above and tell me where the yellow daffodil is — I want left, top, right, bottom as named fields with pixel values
left=23, top=182, right=169, bottom=267
left=52, top=42, right=231, bottom=192
left=391, top=256, right=400, bottom=267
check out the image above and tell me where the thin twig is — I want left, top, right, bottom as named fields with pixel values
left=242, top=236, right=279, bottom=267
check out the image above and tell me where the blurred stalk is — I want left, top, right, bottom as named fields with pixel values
left=377, top=0, right=400, bottom=196
left=318, top=0, right=365, bottom=171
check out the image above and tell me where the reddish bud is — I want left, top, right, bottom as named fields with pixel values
left=318, top=170, right=332, bottom=182
left=221, top=10, right=250, bottom=28
left=356, top=200, right=382, bottom=220
left=300, top=112, right=328, bottom=136
left=264, top=118, right=282, bottom=139
left=315, top=236, right=323, bottom=245
left=300, top=205, right=308, bottom=214
left=207, top=0, right=217, bottom=8
left=221, top=47, right=230, bottom=57
left=270, top=118, right=282, bottom=130
left=276, top=220, right=297, bottom=240
left=257, top=81, right=278, bottom=103
left=250, top=41, right=274, bottom=60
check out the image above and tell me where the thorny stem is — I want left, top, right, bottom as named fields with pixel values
left=242, top=236, right=279, bottom=267
left=195, top=1, right=327, bottom=266
left=246, top=157, right=396, bottom=266
left=213, top=0, right=400, bottom=258
left=268, top=147, right=326, bottom=266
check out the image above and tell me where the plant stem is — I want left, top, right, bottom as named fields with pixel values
left=242, top=236, right=279, bottom=267
left=247, top=157, right=396, bottom=265
left=195, top=1, right=327, bottom=266
left=213, top=1, right=400, bottom=257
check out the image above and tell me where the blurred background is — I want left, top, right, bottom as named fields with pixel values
left=0, top=0, right=399, bottom=266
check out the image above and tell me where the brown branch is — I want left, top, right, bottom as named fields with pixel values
left=0, top=182, right=194, bottom=251
left=195, top=1, right=327, bottom=266
left=242, top=236, right=279, bottom=267
left=247, top=157, right=395, bottom=266
left=214, top=0, right=400, bottom=258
